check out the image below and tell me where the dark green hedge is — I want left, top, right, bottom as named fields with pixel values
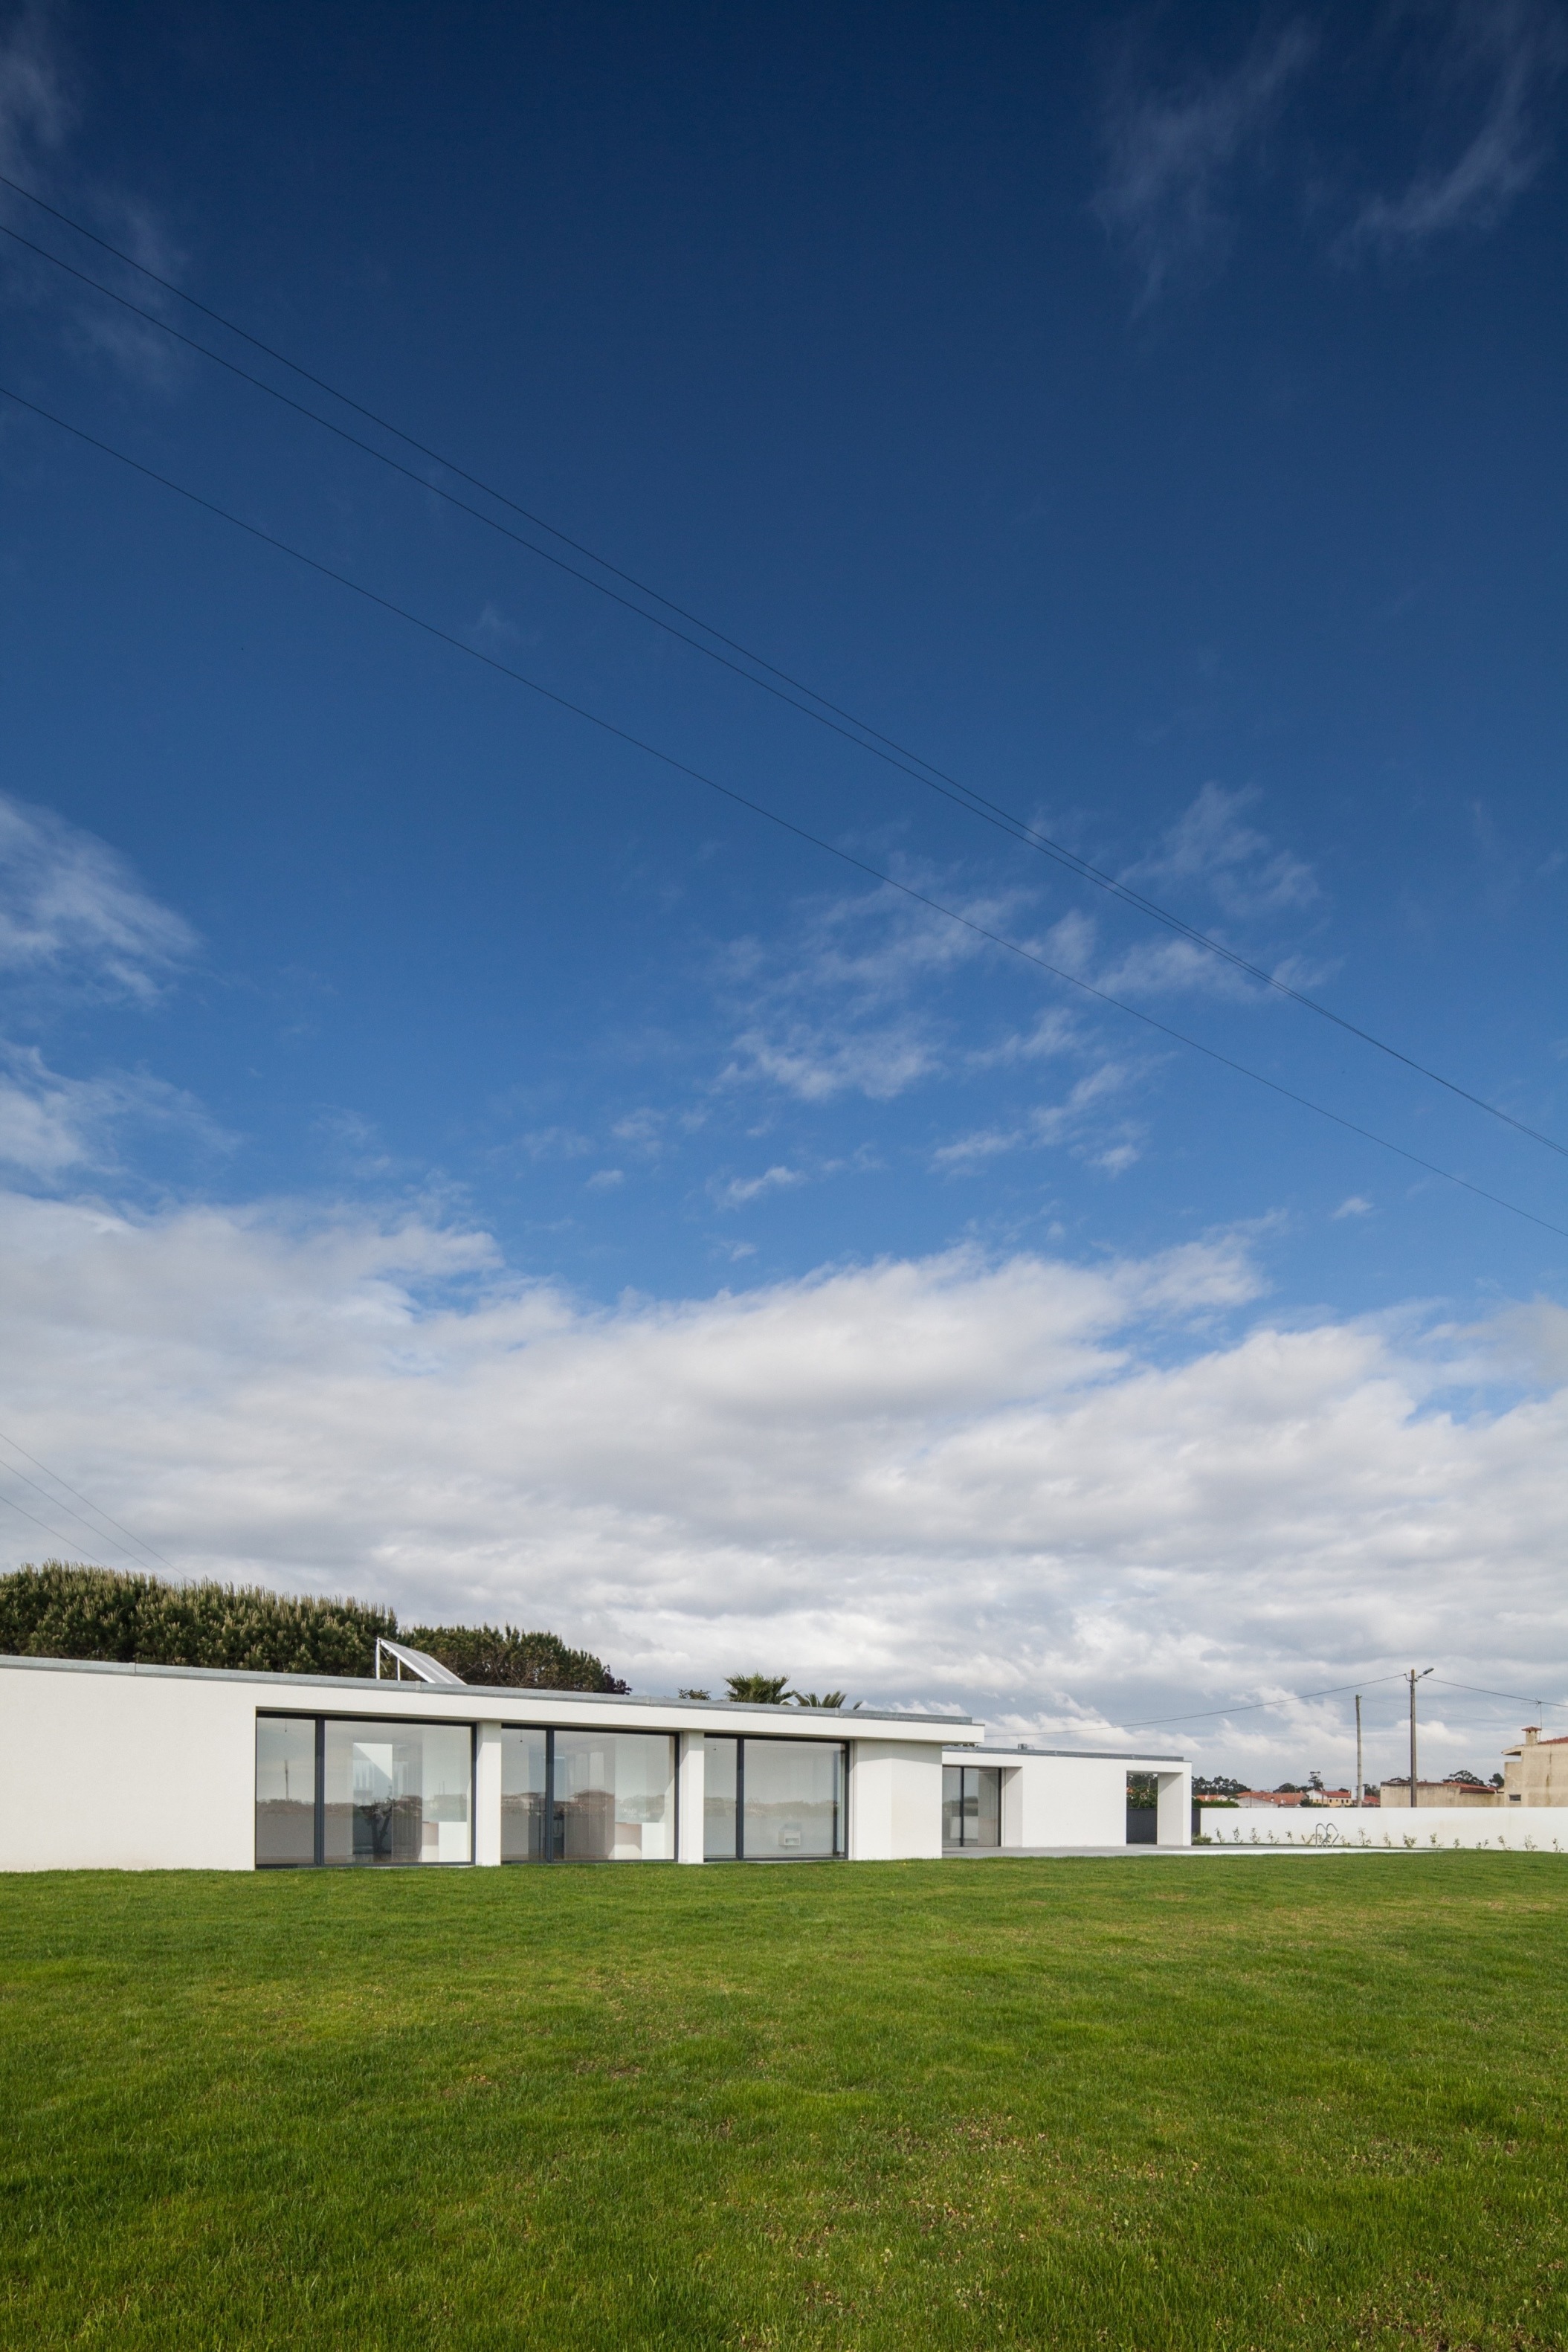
left=0, top=1565, right=625, bottom=1692
left=405, top=1623, right=629, bottom=1693
left=0, top=1563, right=392, bottom=1676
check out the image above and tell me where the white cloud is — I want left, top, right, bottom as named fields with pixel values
left=720, top=876, right=1032, bottom=1105
left=1095, top=20, right=1317, bottom=303
left=0, top=1045, right=219, bottom=1177
left=725, top=1022, right=938, bottom=1103
left=712, top=1162, right=806, bottom=1208
left=972, top=1006, right=1081, bottom=1069
left=0, top=790, right=196, bottom=999
left=611, top=1109, right=666, bottom=1155
left=1334, top=1195, right=1373, bottom=1220
left=0, top=4, right=68, bottom=178
left=506, top=1125, right=594, bottom=1164
left=933, top=1061, right=1143, bottom=1176
left=2, top=1188, right=1563, bottom=1780
left=1349, top=0, right=1567, bottom=254
left=1126, top=782, right=1317, bottom=918
left=0, top=16, right=187, bottom=386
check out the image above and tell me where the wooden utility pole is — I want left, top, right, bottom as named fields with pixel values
left=1355, top=1693, right=1363, bottom=1807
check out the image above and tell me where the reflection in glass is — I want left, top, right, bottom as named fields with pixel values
left=743, top=1739, right=842, bottom=1860
left=553, top=1731, right=675, bottom=1860
left=500, top=1727, right=548, bottom=1861
left=705, top=1735, right=738, bottom=1860
left=321, top=1719, right=471, bottom=1864
left=972, top=1766, right=1000, bottom=1847
left=256, top=1715, right=316, bottom=1865
left=942, top=1766, right=964, bottom=1849
left=942, top=1765, right=1001, bottom=1849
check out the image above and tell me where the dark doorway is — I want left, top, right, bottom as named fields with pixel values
left=1126, top=1772, right=1158, bottom=1844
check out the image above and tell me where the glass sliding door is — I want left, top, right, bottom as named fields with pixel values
left=555, top=1731, right=676, bottom=1860
left=500, top=1727, right=548, bottom=1862
left=972, top=1765, right=1001, bottom=1847
left=942, top=1765, right=1002, bottom=1849
left=704, top=1736, right=846, bottom=1860
left=258, top=1714, right=472, bottom=1866
left=500, top=1729, right=677, bottom=1862
left=941, top=1766, right=964, bottom=1849
left=256, top=1715, right=317, bottom=1865
left=322, top=1719, right=473, bottom=1865
left=743, top=1738, right=842, bottom=1859
left=705, top=1736, right=738, bottom=1860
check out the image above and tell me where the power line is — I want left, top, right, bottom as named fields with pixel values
left=0, top=1450, right=154, bottom=1573
left=0, top=1425, right=178, bottom=1575
left=1, top=175, right=1564, bottom=1165
left=0, top=1483, right=105, bottom=1565
left=1431, top=1676, right=1565, bottom=1710
left=1117, top=1674, right=1568, bottom=1740
left=7, top=375, right=1567, bottom=1248
left=1115, top=1672, right=1408, bottom=1730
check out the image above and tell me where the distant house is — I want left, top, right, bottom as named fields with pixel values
left=1500, top=1728, right=1568, bottom=1808
left=1378, top=1776, right=1500, bottom=1810
left=1234, top=1787, right=1352, bottom=1808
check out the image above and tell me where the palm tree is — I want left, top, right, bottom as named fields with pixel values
left=724, top=1673, right=793, bottom=1705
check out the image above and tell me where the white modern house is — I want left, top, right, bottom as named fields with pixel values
left=0, top=1649, right=1191, bottom=1871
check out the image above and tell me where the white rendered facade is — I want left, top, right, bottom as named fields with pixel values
left=0, top=1655, right=1190, bottom=1872
left=943, top=1746, right=1192, bottom=1852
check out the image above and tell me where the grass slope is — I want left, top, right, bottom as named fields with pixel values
left=2, top=1855, right=1567, bottom=2349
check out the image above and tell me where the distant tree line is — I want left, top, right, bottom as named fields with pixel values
left=0, top=1563, right=627, bottom=1692
left=404, top=1621, right=628, bottom=1693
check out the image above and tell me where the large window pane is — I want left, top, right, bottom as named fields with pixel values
left=705, top=1736, right=738, bottom=1860
left=942, top=1765, right=964, bottom=1849
left=743, top=1739, right=842, bottom=1860
left=322, top=1719, right=471, bottom=1865
left=943, top=1765, right=1003, bottom=1849
left=554, top=1731, right=675, bottom=1861
left=500, top=1727, right=548, bottom=1862
left=256, top=1715, right=316, bottom=1865
left=973, top=1767, right=1001, bottom=1848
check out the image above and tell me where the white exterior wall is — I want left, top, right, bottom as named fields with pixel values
left=945, top=1749, right=1192, bottom=1849
left=1019, top=1756, right=1124, bottom=1846
left=0, top=1657, right=965, bottom=1872
left=849, top=1741, right=943, bottom=1860
left=473, top=1721, right=503, bottom=1866
left=677, top=1731, right=706, bottom=1863
left=1201, top=1805, right=1568, bottom=1852
left=0, top=1658, right=258, bottom=1871
left=1156, top=1769, right=1192, bottom=1849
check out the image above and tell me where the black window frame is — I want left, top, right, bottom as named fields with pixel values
left=703, top=1733, right=849, bottom=1863
left=255, top=1710, right=477, bottom=1869
left=943, top=1763, right=1002, bottom=1849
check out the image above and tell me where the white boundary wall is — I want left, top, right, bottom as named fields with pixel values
left=1201, top=1805, right=1568, bottom=1852
left=0, top=1655, right=967, bottom=1872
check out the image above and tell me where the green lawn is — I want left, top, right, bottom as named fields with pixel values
left=3, top=1855, right=1567, bottom=2350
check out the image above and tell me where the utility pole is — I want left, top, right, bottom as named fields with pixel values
left=1355, top=1694, right=1363, bottom=1807
left=1407, top=1666, right=1432, bottom=1806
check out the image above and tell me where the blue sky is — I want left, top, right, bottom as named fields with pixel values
left=1, top=0, right=1565, bottom=1781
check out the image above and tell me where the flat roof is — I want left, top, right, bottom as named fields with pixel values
left=943, top=1744, right=1187, bottom=1764
left=0, top=1652, right=976, bottom=1729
